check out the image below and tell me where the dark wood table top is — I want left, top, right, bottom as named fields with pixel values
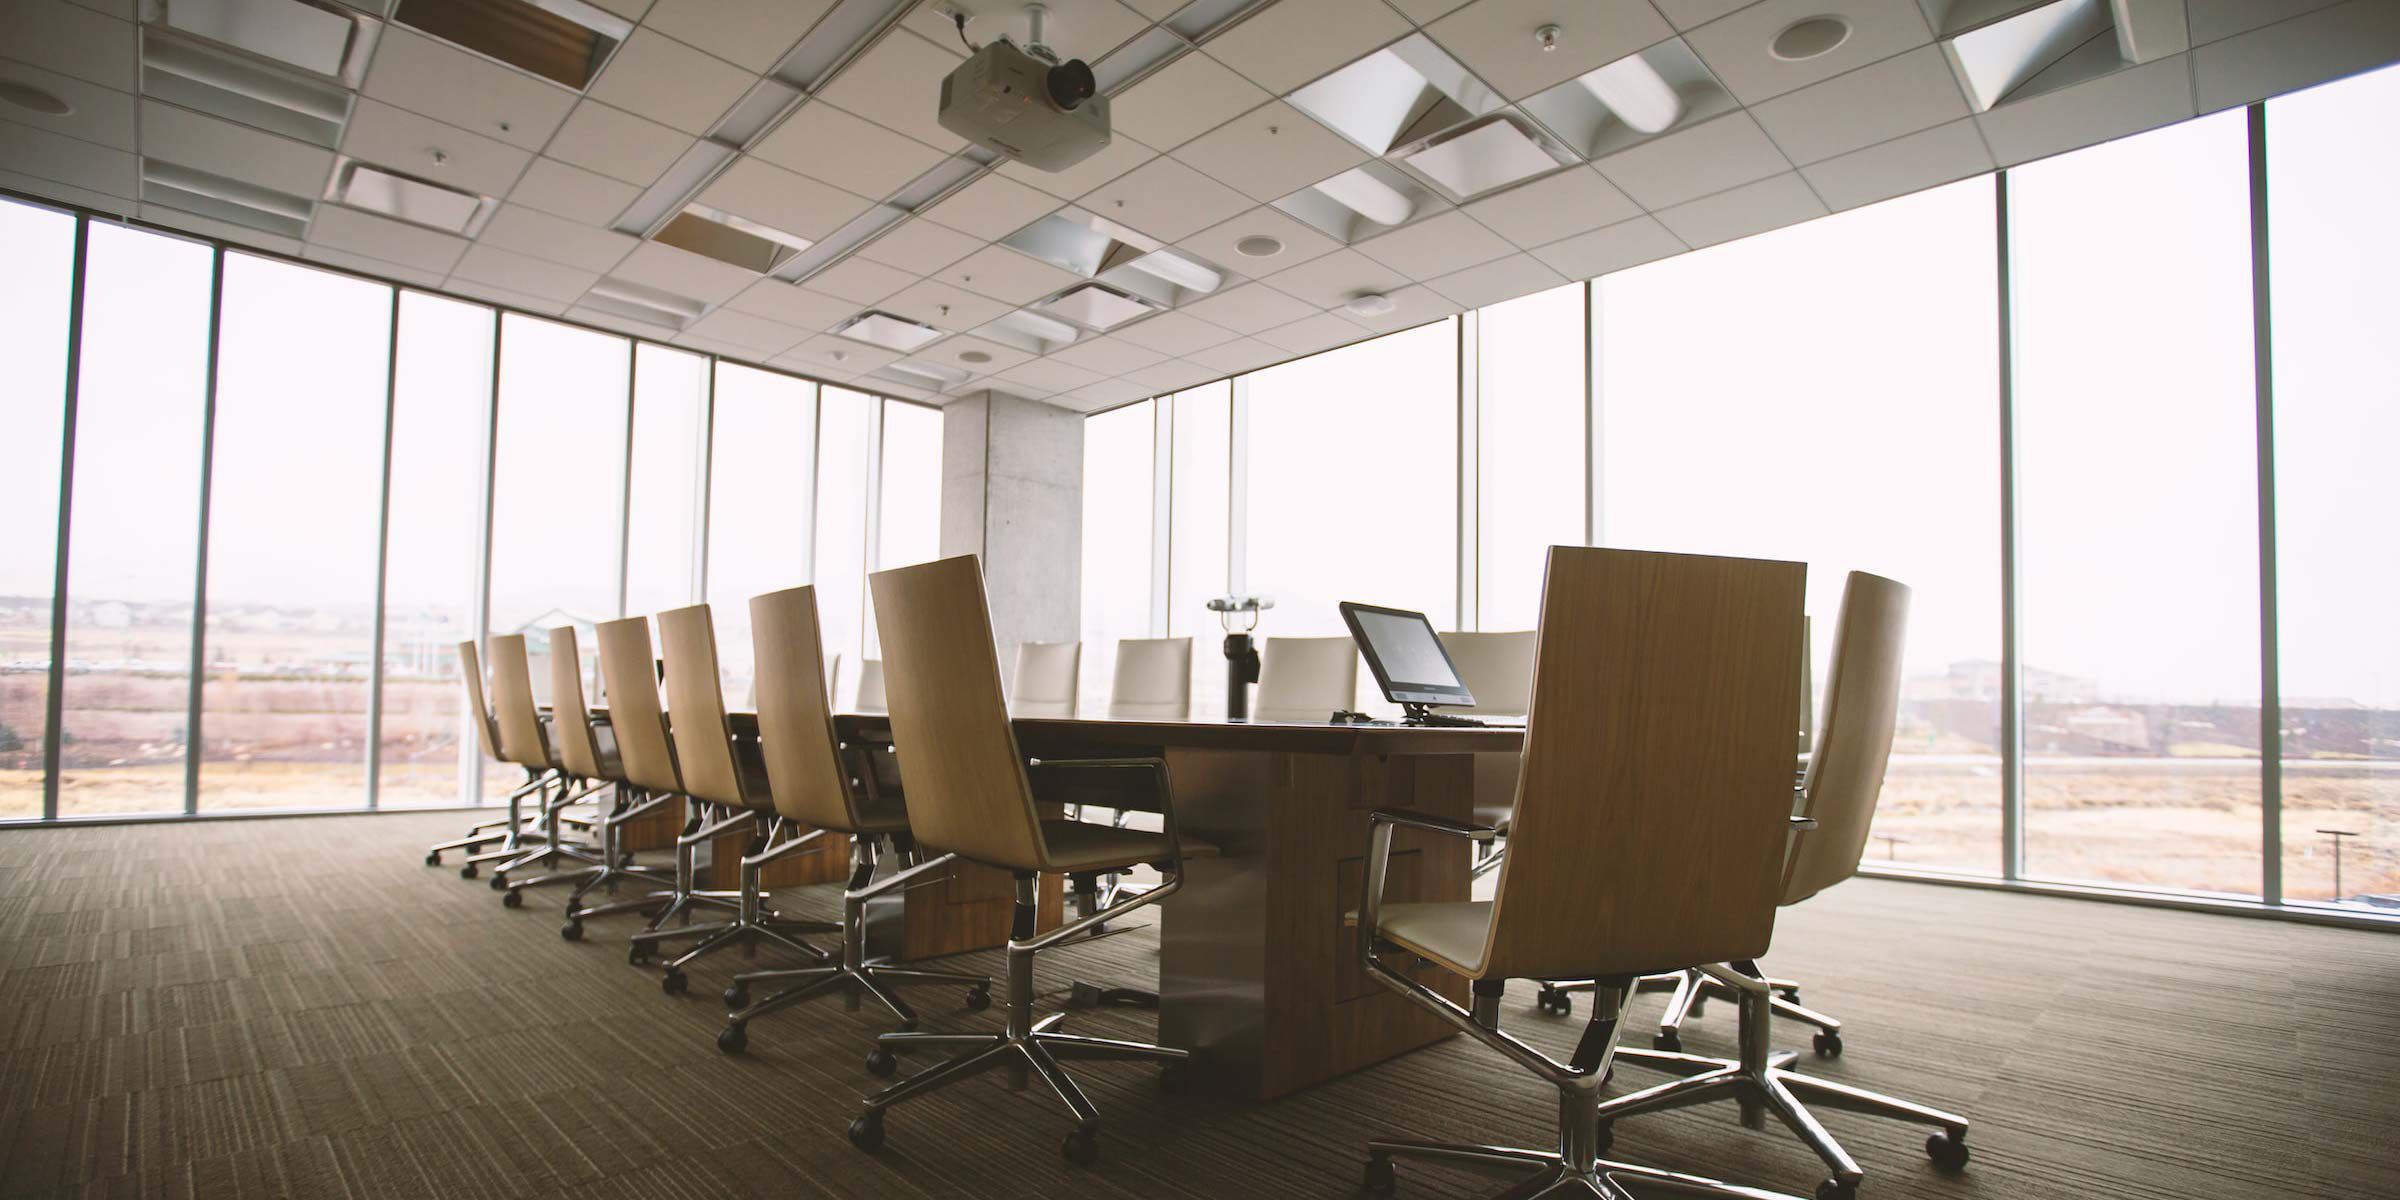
left=833, top=713, right=1522, bottom=756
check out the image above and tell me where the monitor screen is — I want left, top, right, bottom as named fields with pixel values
left=1339, top=602, right=1475, bottom=708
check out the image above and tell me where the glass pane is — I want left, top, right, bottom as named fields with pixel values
left=198, top=255, right=391, bottom=811
left=1478, top=283, right=1584, bottom=632
left=625, top=344, right=709, bottom=618
left=2268, top=64, right=2400, bottom=910
left=0, top=200, right=75, bottom=818
left=380, top=292, right=493, bottom=809
left=1167, top=383, right=1231, bottom=719
left=1079, top=400, right=1155, bottom=714
left=707, top=364, right=815, bottom=705
left=814, top=387, right=874, bottom=700
left=486, top=314, right=628, bottom=795
left=866, top=398, right=944, bottom=663
left=2011, top=111, right=2261, bottom=895
left=1245, top=321, right=1459, bottom=714
left=1600, top=178, right=2002, bottom=875
left=56, top=224, right=214, bottom=816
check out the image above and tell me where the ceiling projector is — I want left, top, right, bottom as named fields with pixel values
left=937, top=6, right=1109, bottom=172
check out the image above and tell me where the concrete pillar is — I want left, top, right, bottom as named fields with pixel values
left=941, top=390, right=1082, bottom=690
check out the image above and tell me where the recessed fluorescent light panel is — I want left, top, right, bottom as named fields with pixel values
left=1521, top=38, right=1731, bottom=159
left=875, top=359, right=972, bottom=388
left=1005, top=208, right=1161, bottom=279
left=836, top=310, right=947, bottom=352
left=1940, top=0, right=2114, bottom=112
left=976, top=308, right=1080, bottom=355
left=392, top=0, right=631, bottom=90
left=143, top=158, right=314, bottom=238
left=158, top=0, right=377, bottom=82
left=653, top=203, right=812, bottom=274
left=328, top=158, right=495, bottom=234
left=1036, top=283, right=1159, bottom=332
left=140, top=29, right=354, bottom=147
left=1391, top=113, right=1575, bottom=203
left=1287, top=34, right=1503, bottom=157
left=584, top=277, right=707, bottom=330
left=1275, top=160, right=1438, bottom=244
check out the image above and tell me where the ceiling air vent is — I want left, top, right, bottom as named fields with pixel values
left=584, top=277, right=707, bottom=331
left=1936, top=0, right=2187, bottom=113
left=1390, top=113, right=1575, bottom=203
left=1036, top=283, right=1159, bottom=332
left=653, top=205, right=813, bottom=274
left=328, top=158, right=494, bottom=234
left=835, top=311, right=947, bottom=352
left=141, top=30, right=355, bottom=147
left=143, top=158, right=315, bottom=239
left=391, top=0, right=632, bottom=90
left=156, top=0, right=378, bottom=84
left=1289, top=34, right=1504, bottom=159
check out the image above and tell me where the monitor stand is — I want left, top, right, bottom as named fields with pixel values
left=1401, top=703, right=1484, bottom=728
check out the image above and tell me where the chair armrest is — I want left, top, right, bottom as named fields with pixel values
left=1367, top=808, right=1500, bottom=842
left=1789, top=816, right=1818, bottom=830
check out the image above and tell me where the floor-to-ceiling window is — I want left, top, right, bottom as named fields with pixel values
left=1168, top=382, right=1233, bottom=719
left=198, top=256, right=392, bottom=811
left=0, top=200, right=75, bottom=819
left=1079, top=400, right=1157, bottom=713
left=55, top=224, right=216, bottom=817
left=624, top=345, right=711, bottom=620
left=1476, top=284, right=1585, bottom=632
left=707, top=364, right=817, bottom=704
left=1600, top=178, right=2004, bottom=874
left=814, top=388, right=875, bottom=689
left=2266, top=63, right=2400, bottom=909
left=867, top=398, right=945, bottom=664
left=379, top=292, right=494, bottom=809
left=2011, top=111, right=2263, bottom=897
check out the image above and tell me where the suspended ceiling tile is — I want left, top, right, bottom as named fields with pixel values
left=1178, top=204, right=1344, bottom=275
left=1125, top=356, right=1221, bottom=393
left=902, top=0, right=1151, bottom=65
left=0, top=0, right=133, bottom=91
left=1000, top=129, right=1158, bottom=200
left=1256, top=309, right=1370, bottom=353
left=1591, top=111, right=1791, bottom=210
left=1653, top=0, right=1754, bottom=30
left=1527, top=213, right=1687, bottom=278
left=1262, top=245, right=1411, bottom=307
left=309, top=204, right=470, bottom=275
left=0, top=166, right=132, bottom=216
left=1353, top=209, right=1515, bottom=279
left=881, top=277, right=1013, bottom=332
left=1460, top=165, right=1641, bottom=249
left=1182, top=334, right=1285, bottom=373
left=0, top=118, right=134, bottom=196
left=1424, top=0, right=1674, bottom=101
left=1799, top=116, right=1994, bottom=211
left=1205, top=0, right=1413, bottom=95
left=1065, top=377, right=1154, bottom=408
left=140, top=101, right=334, bottom=198
left=642, top=0, right=836, bottom=74
left=478, top=203, right=640, bottom=273
left=805, top=253, right=918, bottom=304
left=140, top=202, right=303, bottom=255
left=1080, top=154, right=1251, bottom=243
left=1423, top=250, right=1564, bottom=308
left=1109, top=308, right=1240, bottom=356
left=1180, top=281, right=1319, bottom=334
left=303, top=242, right=448, bottom=289
left=1684, top=0, right=1937, bottom=105
left=918, top=171, right=1063, bottom=240
left=936, top=244, right=1082, bottom=305
left=586, top=28, right=754, bottom=136
left=361, top=26, right=576, bottom=153
left=0, top=59, right=134, bottom=150
left=1108, top=51, right=1273, bottom=151
left=1388, top=0, right=1476, bottom=23
left=506, top=156, right=640, bottom=226
left=996, top=356, right=1106, bottom=393
left=610, top=238, right=760, bottom=304
left=444, top=277, right=571, bottom=316
left=565, top=303, right=683, bottom=341
left=724, top=279, right=860, bottom=328
left=922, top=332, right=1035, bottom=375
left=1651, top=169, right=1827, bottom=248
left=341, top=98, right=531, bottom=199
left=752, top=102, right=950, bottom=201
left=2192, top=1, right=2400, bottom=114
left=1750, top=45, right=1970, bottom=166
left=816, top=29, right=969, bottom=152
left=1340, top=283, right=1456, bottom=333
left=449, top=242, right=600, bottom=303
left=779, top=333, right=903, bottom=375
left=855, top=216, right=987, bottom=275
left=587, top=0, right=658, bottom=21
left=545, top=100, right=693, bottom=187
left=1170, top=100, right=1368, bottom=204
left=697, top=156, right=874, bottom=242
left=1048, top=334, right=1168, bottom=374
left=1974, top=54, right=2195, bottom=166
left=685, top=305, right=808, bottom=354
left=2186, top=0, right=2348, bottom=45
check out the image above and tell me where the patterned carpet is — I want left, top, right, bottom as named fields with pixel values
left=2, top=810, right=2395, bottom=1199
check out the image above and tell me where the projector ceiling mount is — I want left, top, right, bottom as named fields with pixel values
left=936, top=3, right=1111, bottom=172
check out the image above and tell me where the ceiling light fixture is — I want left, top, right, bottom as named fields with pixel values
left=883, top=359, right=972, bottom=386
left=1771, top=16, right=1851, bottom=61
left=332, top=160, right=490, bottom=233
left=162, top=0, right=367, bottom=79
left=0, top=79, right=73, bottom=115
left=1124, top=250, right=1223, bottom=295
left=836, top=310, right=947, bottom=351
left=1314, top=167, right=1415, bottom=227
left=1039, top=283, right=1157, bottom=331
left=1578, top=54, right=1681, bottom=134
left=1343, top=293, right=1396, bottom=318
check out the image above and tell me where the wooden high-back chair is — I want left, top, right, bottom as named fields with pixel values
left=547, top=627, right=612, bottom=783
left=594, top=616, right=681, bottom=798
left=1108, top=636, right=1192, bottom=720
left=1252, top=635, right=1359, bottom=722
left=424, top=639, right=537, bottom=871
left=486, top=634, right=554, bottom=775
left=457, top=639, right=504, bottom=764
left=1011, top=641, right=1081, bottom=718
left=1785, top=572, right=1909, bottom=906
left=509, top=625, right=681, bottom=919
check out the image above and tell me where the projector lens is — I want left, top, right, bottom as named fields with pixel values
left=1047, top=59, right=1096, bottom=110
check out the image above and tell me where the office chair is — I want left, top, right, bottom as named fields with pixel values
left=1252, top=635, right=1359, bottom=721
left=853, top=657, right=887, bottom=713
left=1012, top=640, right=1081, bottom=717
left=499, top=626, right=678, bottom=925
left=425, top=638, right=553, bottom=872
left=628, top=604, right=843, bottom=993
left=1108, top=636, right=1192, bottom=719
left=1356, top=546, right=1813, bottom=1200
left=846, top=554, right=1206, bottom=1167
left=1441, top=629, right=1535, bottom=881
left=1583, top=573, right=1970, bottom=1200
left=713, top=586, right=991, bottom=1055
left=475, top=634, right=606, bottom=887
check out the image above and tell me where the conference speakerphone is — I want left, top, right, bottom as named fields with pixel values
left=1337, top=601, right=1486, bottom=727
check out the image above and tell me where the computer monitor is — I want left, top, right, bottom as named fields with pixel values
left=1339, top=602, right=1475, bottom=711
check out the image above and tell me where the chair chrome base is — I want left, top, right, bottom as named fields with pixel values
left=1538, top=965, right=1829, bottom=1054
left=1367, top=1095, right=1810, bottom=1199
left=504, top=786, right=678, bottom=936
left=1596, top=965, right=1969, bottom=1199
left=850, top=869, right=1187, bottom=1166
left=627, top=815, right=838, bottom=993
left=716, top=841, right=990, bottom=1053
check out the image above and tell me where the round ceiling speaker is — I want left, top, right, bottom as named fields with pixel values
left=1770, top=16, right=1851, bottom=61
left=1343, top=293, right=1397, bottom=318
left=958, top=349, right=993, bottom=364
left=1235, top=234, right=1285, bottom=258
left=0, top=79, right=74, bottom=116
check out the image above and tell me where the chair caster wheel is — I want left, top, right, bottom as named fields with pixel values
left=488, top=874, right=508, bottom=891
left=1653, top=1031, right=1682, bottom=1054
left=559, top=921, right=582, bottom=941
left=1535, top=987, right=1571, bottom=1017
left=627, top=945, right=652, bottom=967
left=717, top=1023, right=747, bottom=1055
left=1927, top=1130, right=1970, bottom=1172
left=847, top=1111, right=885, bottom=1152
left=964, top=984, right=992, bottom=1012
left=425, top=852, right=441, bottom=867
left=865, top=1047, right=898, bottom=1078
left=1813, top=1030, right=1843, bottom=1058
left=1364, top=1157, right=1396, bottom=1196
left=1061, top=1127, right=1098, bottom=1166
left=502, top=889, right=523, bottom=908
left=722, top=983, right=749, bottom=1009
left=1815, top=1179, right=1857, bottom=1200
left=459, top=864, right=478, bottom=880
left=1779, top=987, right=1801, bottom=1003
left=661, top=970, right=687, bottom=996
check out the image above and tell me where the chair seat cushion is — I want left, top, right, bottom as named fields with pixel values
left=1371, top=901, right=1492, bottom=977
left=1038, top=820, right=1216, bottom=873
